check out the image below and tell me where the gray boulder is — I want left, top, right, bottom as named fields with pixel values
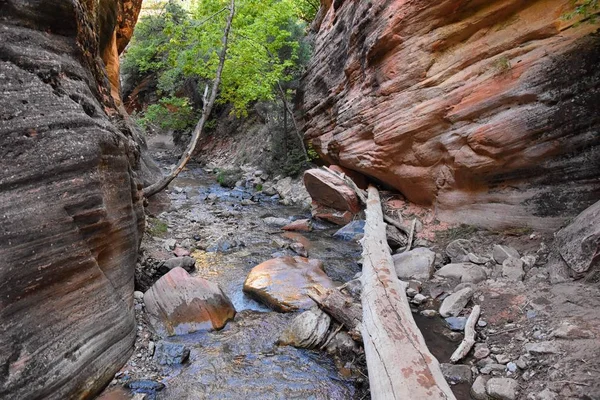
left=446, top=239, right=474, bottom=262
left=161, top=256, right=196, bottom=273
left=439, top=287, right=473, bottom=317
left=555, top=200, right=600, bottom=278
left=492, top=245, right=520, bottom=264
left=154, top=341, right=190, bottom=365
left=392, top=247, right=436, bottom=281
left=486, top=377, right=518, bottom=400
left=435, top=262, right=487, bottom=283
left=501, top=257, right=524, bottom=281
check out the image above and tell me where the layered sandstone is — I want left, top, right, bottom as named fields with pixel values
left=299, top=0, right=600, bottom=230
left=0, top=0, right=150, bottom=398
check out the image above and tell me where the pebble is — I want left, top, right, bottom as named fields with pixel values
left=506, top=362, right=518, bottom=373
left=164, top=238, right=177, bottom=251
left=148, top=341, right=155, bottom=356
left=406, top=288, right=418, bottom=298
left=474, top=343, right=491, bottom=359
left=411, top=293, right=427, bottom=305
left=420, top=309, right=437, bottom=317
left=480, top=363, right=506, bottom=375
left=516, top=355, right=529, bottom=369
left=134, top=291, right=144, bottom=300
left=486, top=377, right=518, bottom=400
left=495, top=354, right=510, bottom=364
left=477, top=319, right=487, bottom=327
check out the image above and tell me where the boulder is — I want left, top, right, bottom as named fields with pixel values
left=243, top=257, right=335, bottom=312
left=555, top=200, right=600, bottom=278
left=492, top=245, right=520, bottom=264
left=311, top=201, right=354, bottom=225
left=282, top=219, right=312, bottom=232
left=303, top=169, right=361, bottom=213
left=435, top=263, right=487, bottom=283
left=333, top=220, right=365, bottom=241
left=446, top=239, right=475, bottom=263
left=278, top=307, right=331, bottom=349
left=471, top=375, right=490, bottom=400
left=263, top=217, right=290, bottom=227
left=392, top=247, right=436, bottom=281
left=144, top=267, right=236, bottom=337
left=501, top=257, right=525, bottom=281
left=486, top=377, right=518, bottom=400
left=161, top=256, right=196, bottom=273
left=439, top=287, right=473, bottom=317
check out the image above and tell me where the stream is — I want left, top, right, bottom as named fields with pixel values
left=100, top=153, right=469, bottom=399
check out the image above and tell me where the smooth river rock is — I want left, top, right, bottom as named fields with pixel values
left=243, top=256, right=335, bottom=312
left=278, top=307, right=331, bottom=349
left=393, top=247, right=436, bottom=281
left=144, top=267, right=236, bottom=337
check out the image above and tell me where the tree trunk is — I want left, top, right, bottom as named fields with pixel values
left=360, top=185, right=455, bottom=400
left=143, top=0, right=236, bottom=199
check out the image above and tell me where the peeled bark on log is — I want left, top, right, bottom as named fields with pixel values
left=361, top=185, right=455, bottom=400
left=308, top=285, right=363, bottom=341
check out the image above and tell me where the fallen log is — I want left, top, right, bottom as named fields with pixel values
left=450, top=305, right=480, bottom=363
left=361, top=185, right=455, bottom=400
left=309, top=285, right=363, bottom=341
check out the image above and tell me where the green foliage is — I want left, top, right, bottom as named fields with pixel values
left=564, top=0, right=599, bottom=22
left=435, top=224, right=479, bottom=242
left=138, top=96, right=197, bottom=131
left=493, top=56, right=511, bottom=74
left=255, top=183, right=263, bottom=191
left=146, top=217, right=169, bottom=237
left=123, top=0, right=316, bottom=130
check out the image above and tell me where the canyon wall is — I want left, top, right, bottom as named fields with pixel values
left=0, top=0, right=149, bottom=398
left=299, top=0, right=600, bottom=230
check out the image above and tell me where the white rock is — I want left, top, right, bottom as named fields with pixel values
left=392, top=247, right=436, bottom=281
left=435, top=263, right=487, bottom=283
left=502, top=257, right=524, bottom=281
left=493, top=245, right=520, bottom=264
left=471, top=375, right=489, bottom=400
left=439, top=287, right=473, bottom=317
left=486, top=377, right=518, bottom=400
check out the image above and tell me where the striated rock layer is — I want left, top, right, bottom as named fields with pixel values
left=299, top=0, right=600, bottom=230
left=0, top=0, right=149, bottom=399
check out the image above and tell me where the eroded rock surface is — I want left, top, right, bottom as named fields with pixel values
left=0, top=1, right=150, bottom=398
left=300, top=0, right=600, bottom=230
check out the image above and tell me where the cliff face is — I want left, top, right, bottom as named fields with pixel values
left=0, top=0, right=148, bottom=398
left=300, top=0, right=600, bottom=230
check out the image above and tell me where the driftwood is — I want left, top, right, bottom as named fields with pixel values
left=361, top=185, right=455, bottom=400
left=450, top=305, right=481, bottom=363
left=143, top=0, right=235, bottom=198
left=309, top=285, right=363, bottom=341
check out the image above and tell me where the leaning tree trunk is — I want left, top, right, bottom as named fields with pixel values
left=360, top=185, right=455, bottom=400
left=143, top=0, right=236, bottom=198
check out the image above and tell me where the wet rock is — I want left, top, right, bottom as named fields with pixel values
left=439, top=287, right=473, bottom=317
left=325, top=331, right=360, bottom=357
left=303, top=169, right=361, bottom=213
left=441, top=363, right=472, bottom=384
left=555, top=200, right=600, bottom=278
left=153, top=341, right=190, bottom=365
left=144, top=267, right=236, bottom=337
left=445, top=316, right=467, bottom=331
left=311, top=202, right=354, bottom=226
left=474, top=343, right=491, bottom=359
left=493, top=245, right=520, bottom=264
left=486, top=377, right=518, bottom=400
left=421, top=309, right=438, bottom=317
left=333, top=220, right=365, bottom=241
left=435, top=263, right=487, bottom=283
left=552, top=321, right=594, bottom=339
left=446, top=239, right=475, bottom=263
left=392, top=247, right=435, bottom=281
left=282, top=219, right=312, bottom=232
left=278, top=307, right=331, bottom=349
left=290, top=242, right=308, bottom=257
left=471, top=375, right=490, bottom=400
left=243, top=257, right=335, bottom=312
left=126, top=380, right=165, bottom=395
left=161, top=257, right=196, bottom=273
left=524, top=341, right=561, bottom=355
left=502, top=258, right=524, bottom=281
left=263, top=217, right=290, bottom=227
